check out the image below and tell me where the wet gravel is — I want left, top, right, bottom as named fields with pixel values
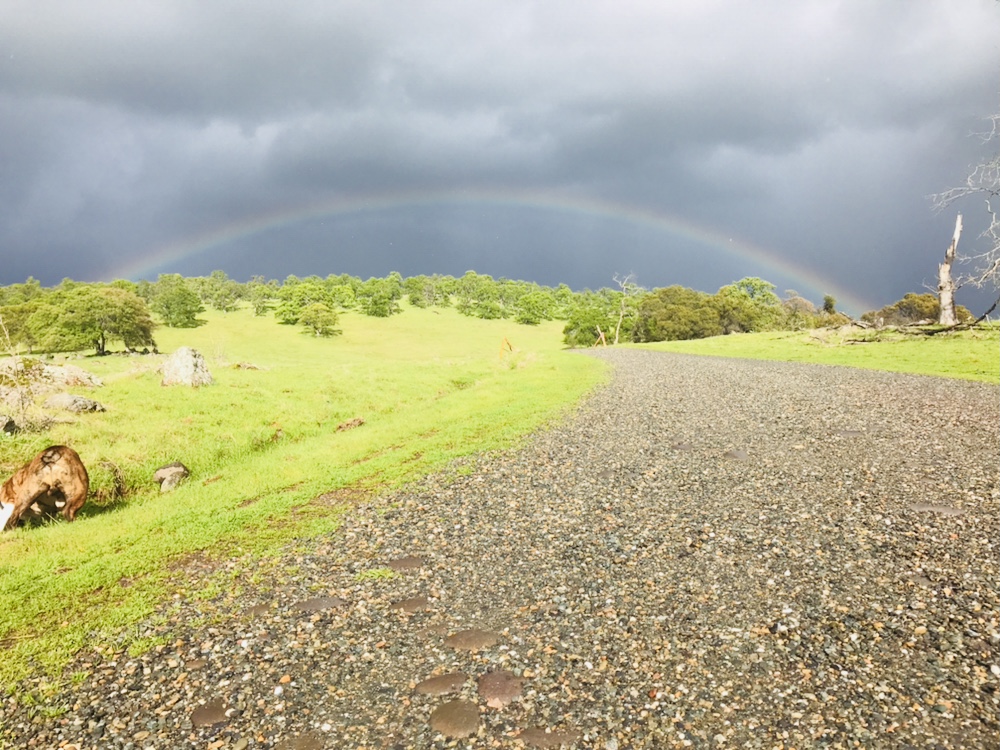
left=3, top=349, right=999, bottom=749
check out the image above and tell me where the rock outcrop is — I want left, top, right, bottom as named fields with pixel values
left=160, top=348, right=213, bottom=387
left=153, top=461, right=190, bottom=492
left=42, top=393, right=106, bottom=413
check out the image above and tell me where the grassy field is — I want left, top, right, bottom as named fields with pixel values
left=0, top=306, right=606, bottom=690
left=635, top=325, right=1000, bottom=383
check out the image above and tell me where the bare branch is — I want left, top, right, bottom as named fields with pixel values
left=611, top=272, right=643, bottom=344
left=932, top=112, right=1000, bottom=290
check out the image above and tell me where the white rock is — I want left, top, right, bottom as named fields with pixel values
left=160, top=347, right=213, bottom=387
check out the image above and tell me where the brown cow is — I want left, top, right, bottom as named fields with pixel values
left=0, top=445, right=89, bottom=531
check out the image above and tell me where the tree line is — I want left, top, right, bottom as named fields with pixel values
left=0, top=269, right=964, bottom=356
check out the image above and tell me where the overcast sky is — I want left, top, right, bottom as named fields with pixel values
left=2, top=1, right=998, bottom=315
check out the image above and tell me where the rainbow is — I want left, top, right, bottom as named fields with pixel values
left=115, top=188, right=871, bottom=313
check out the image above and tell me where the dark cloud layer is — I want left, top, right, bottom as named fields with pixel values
left=2, top=1, right=998, bottom=314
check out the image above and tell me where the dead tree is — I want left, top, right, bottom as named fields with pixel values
left=612, top=273, right=641, bottom=345
left=937, top=214, right=962, bottom=325
left=933, top=110, right=1000, bottom=321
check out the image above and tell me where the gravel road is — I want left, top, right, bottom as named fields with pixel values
left=4, top=349, right=999, bottom=749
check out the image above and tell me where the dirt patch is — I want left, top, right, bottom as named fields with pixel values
left=308, top=487, right=372, bottom=507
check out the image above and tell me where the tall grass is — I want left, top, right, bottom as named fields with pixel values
left=0, top=307, right=606, bottom=688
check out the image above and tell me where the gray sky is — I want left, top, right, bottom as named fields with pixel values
left=2, top=1, right=998, bottom=315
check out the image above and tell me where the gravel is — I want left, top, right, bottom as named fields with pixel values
left=4, top=349, right=998, bottom=749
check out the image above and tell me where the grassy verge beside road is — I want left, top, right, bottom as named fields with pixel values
left=637, top=326, right=999, bottom=383
left=0, top=307, right=606, bottom=690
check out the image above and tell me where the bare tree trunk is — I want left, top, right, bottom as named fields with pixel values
left=612, top=272, right=637, bottom=345
left=937, top=214, right=962, bottom=326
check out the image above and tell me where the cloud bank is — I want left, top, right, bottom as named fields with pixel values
left=2, top=0, right=998, bottom=314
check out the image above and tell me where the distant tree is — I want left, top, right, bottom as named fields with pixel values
left=861, top=292, right=972, bottom=327
left=435, top=275, right=457, bottom=306
left=455, top=271, right=502, bottom=317
left=356, top=277, right=402, bottom=317
left=727, top=276, right=782, bottom=305
left=88, top=287, right=157, bottom=353
left=246, top=278, right=274, bottom=316
left=298, top=303, right=341, bottom=337
left=782, top=290, right=818, bottom=330
left=634, top=285, right=722, bottom=342
left=404, top=275, right=434, bottom=308
left=110, top=279, right=139, bottom=295
left=475, top=298, right=503, bottom=319
left=201, top=270, right=241, bottom=312
left=151, top=274, right=205, bottom=327
left=822, top=295, right=837, bottom=314
left=28, top=285, right=156, bottom=355
left=714, top=277, right=783, bottom=333
left=496, top=278, right=529, bottom=318
left=551, top=283, right=576, bottom=319
left=514, top=290, right=555, bottom=325
left=325, top=273, right=362, bottom=296
left=0, top=302, right=41, bottom=352
left=0, top=277, right=43, bottom=306
left=327, top=283, right=357, bottom=310
left=275, top=282, right=334, bottom=324
left=404, top=274, right=452, bottom=308
left=563, top=290, right=624, bottom=347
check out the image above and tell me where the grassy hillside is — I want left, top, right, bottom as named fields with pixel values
left=635, top=326, right=1000, bottom=383
left=0, top=306, right=606, bottom=689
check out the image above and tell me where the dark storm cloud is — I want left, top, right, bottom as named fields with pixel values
left=1, top=0, right=998, bottom=314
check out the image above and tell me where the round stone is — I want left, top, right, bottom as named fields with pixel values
left=390, top=596, right=429, bottom=613
left=190, top=699, right=227, bottom=727
left=388, top=555, right=425, bottom=571
left=414, top=672, right=468, bottom=696
left=477, top=670, right=522, bottom=708
left=444, top=628, right=501, bottom=651
left=429, top=699, right=479, bottom=738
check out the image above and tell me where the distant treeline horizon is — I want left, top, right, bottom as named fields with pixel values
left=0, top=271, right=965, bottom=355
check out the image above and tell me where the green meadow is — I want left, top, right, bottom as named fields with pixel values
left=635, top=325, right=1000, bottom=383
left=0, top=306, right=606, bottom=690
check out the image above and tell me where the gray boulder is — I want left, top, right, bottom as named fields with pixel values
left=0, top=414, right=16, bottom=434
left=43, top=364, right=103, bottom=387
left=160, top=347, right=213, bottom=387
left=42, top=393, right=106, bottom=413
left=154, top=461, right=190, bottom=492
left=0, top=360, right=103, bottom=389
left=0, top=387, right=30, bottom=411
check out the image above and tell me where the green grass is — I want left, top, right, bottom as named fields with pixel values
left=634, top=326, right=999, bottom=383
left=0, top=306, right=606, bottom=690
left=354, top=567, right=397, bottom=582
